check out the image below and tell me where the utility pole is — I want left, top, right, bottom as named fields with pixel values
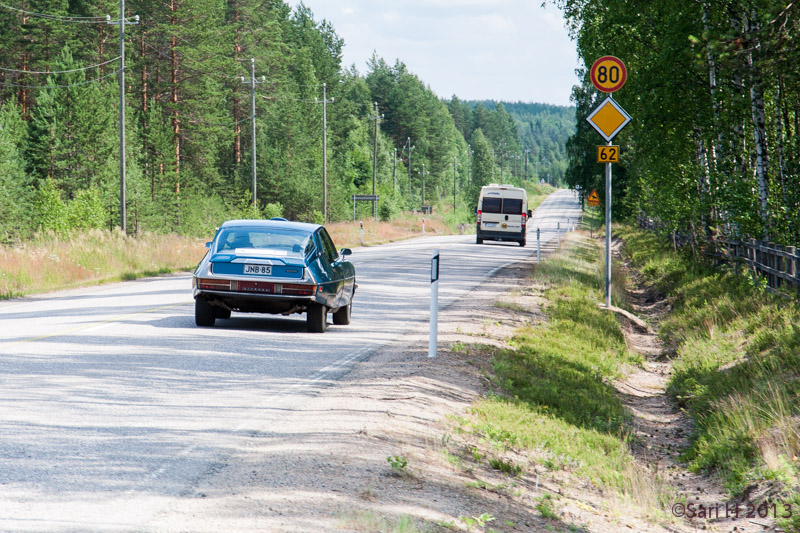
left=525, top=148, right=530, bottom=180
left=467, top=144, right=471, bottom=188
left=316, top=83, right=334, bottom=222
left=241, top=59, right=265, bottom=208
left=110, top=1, right=138, bottom=233
left=393, top=147, right=397, bottom=191
left=453, top=156, right=457, bottom=212
left=422, top=163, right=426, bottom=205
left=368, top=102, right=383, bottom=220
left=404, top=137, right=415, bottom=203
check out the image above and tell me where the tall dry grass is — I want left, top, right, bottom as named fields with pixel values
left=0, top=229, right=206, bottom=298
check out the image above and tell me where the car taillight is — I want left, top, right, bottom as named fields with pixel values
left=198, top=278, right=231, bottom=290
left=477, top=210, right=482, bottom=224
left=521, top=212, right=527, bottom=229
left=282, top=283, right=317, bottom=296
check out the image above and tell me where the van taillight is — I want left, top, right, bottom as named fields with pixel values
left=477, top=210, right=482, bottom=224
left=521, top=212, right=527, bottom=229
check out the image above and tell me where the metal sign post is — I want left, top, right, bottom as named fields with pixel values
left=586, top=57, right=631, bottom=308
left=429, top=249, right=440, bottom=358
left=352, top=194, right=379, bottom=222
left=604, top=140, right=612, bottom=308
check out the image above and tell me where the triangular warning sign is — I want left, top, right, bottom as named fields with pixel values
left=588, top=190, right=600, bottom=202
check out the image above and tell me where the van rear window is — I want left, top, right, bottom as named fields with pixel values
left=502, top=199, right=523, bottom=215
left=482, top=197, right=501, bottom=213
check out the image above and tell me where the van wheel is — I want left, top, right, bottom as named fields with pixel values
left=476, top=237, right=483, bottom=245
left=520, top=239, right=526, bottom=247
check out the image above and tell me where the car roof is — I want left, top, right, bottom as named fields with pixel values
left=218, top=219, right=321, bottom=233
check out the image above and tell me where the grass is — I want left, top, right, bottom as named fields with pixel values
left=451, top=232, right=672, bottom=521
left=339, top=511, right=429, bottom=532
left=0, top=229, right=207, bottom=298
left=615, top=225, right=800, bottom=531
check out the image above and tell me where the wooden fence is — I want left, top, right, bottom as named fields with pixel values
left=719, top=239, right=800, bottom=290
left=636, top=214, right=800, bottom=291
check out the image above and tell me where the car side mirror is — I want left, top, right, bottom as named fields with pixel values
left=205, top=241, right=212, bottom=249
left=340, top=248, right=352, bottom=257
left=527, top=210, right=532, bottom=218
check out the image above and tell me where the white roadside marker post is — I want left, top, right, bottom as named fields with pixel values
left=429, top=249, right=440, bottom=358
left=536, top=228, right=541, bottom=263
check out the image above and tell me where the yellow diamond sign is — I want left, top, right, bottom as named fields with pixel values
left=586, top=96, right=631, bottom=142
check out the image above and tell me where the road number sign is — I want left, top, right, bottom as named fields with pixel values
left=597, top=145, right=619, bottom=163
left=587, top=190, right=600, bottom=206
left=590, top=56, right=627, bottom=93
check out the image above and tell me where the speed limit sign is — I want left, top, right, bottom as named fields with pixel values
left=590, top=56, right=627, bottom=93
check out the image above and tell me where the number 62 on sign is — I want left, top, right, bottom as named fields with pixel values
left=597, top=145, right=619, bottom=163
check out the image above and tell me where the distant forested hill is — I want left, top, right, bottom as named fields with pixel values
left=466, top=101, right=575, bottom=187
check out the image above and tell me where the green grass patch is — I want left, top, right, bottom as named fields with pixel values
left=339, top=511, right=429, bottom=532
left=457, top=233, right=670, bottom=517
left=615, top=225, right=800, bottom=511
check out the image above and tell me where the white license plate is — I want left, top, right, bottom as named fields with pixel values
left=244, top=264, right=272, bottom=275
left=483, top=222, right=497, bottom=228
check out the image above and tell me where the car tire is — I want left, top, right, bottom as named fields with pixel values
left=520, top=239, right=526, bottom=247
left=195, top=298, right=216, bottom=327
left=307, top=303, right=327, bottom=333
left=215, top=307, right=231, bottom=319
left=332, top=300, right=352, bottom=326
left=476, top=237, right=483, bottom=245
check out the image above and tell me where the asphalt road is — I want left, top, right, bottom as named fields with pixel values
left=0, top=189, right=581, bottom=532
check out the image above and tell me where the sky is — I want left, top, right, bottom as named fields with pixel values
left=288, top=0, right=581, bottom=107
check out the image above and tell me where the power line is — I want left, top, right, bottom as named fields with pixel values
left=0, top=3, right=109, bottom=22
left=0, top=67, right=121, bottom=89
left=188, top=114, right=254, bottom=127
left=0, top=56, right=121, bottom=75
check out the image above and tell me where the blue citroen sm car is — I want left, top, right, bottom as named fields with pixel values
left=192, top=219, right=356, bottom=332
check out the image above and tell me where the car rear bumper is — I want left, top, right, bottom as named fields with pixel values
left=195, top=288, right=316, bottom=314
left=477, top=228, right=526, bottom=241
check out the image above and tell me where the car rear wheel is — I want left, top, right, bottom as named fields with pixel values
left=476, top=237, right=483, bottom=244
left=332, top=300, right=352, bottom=325
left=520, top=239, right=526, bottom=247
left=307, top=303, right=327, bottom=333
left=195, top=298, right=216, bottom=327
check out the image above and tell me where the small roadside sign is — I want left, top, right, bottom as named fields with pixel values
left=587, top=190, right=600, bottom=206
left=586, top=96, right=631, bottom=142
left=597, top=145, right=619, bottom=163
left=590, top=56, right=627, bottom=93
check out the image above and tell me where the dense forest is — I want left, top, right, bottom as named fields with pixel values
left=559, top=0, right=800, bottom=246
left=454, top=100, right=574, bottom=187
left=0, top=0, right=569, bottom=242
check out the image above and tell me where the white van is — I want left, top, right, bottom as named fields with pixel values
left=476, top=184, right=531, bottom=246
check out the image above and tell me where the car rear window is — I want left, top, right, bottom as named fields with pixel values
left=217, top=228, right=311, bottom=256
left=502, top=199, right=523, bottom=215
left=482, top=197, right=501, bottom=213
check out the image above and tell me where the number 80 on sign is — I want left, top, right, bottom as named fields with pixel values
left=597, top=145, right=619, bottom=163
left=590, top=56, right=627, bottom=93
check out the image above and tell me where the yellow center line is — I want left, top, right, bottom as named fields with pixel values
left=1, top=301, right=191, bottom=347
